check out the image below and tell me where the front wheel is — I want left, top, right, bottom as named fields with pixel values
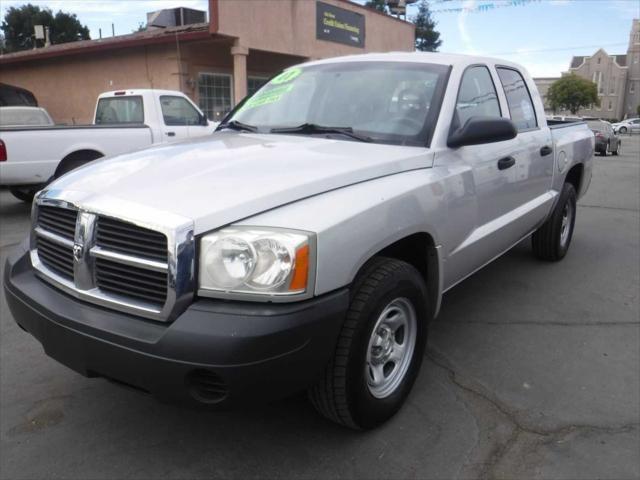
left=308, top=257, right=428, bottom=429
left=619, top=126, right=627, bottom=134
left=532, top=182, right=577, bottom=261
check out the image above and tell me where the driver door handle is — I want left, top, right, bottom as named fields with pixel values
left=497, top=156, right=516, bottom=170
left=165, top=131, right=176, bottom=137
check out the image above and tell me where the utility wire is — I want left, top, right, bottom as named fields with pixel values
left=491, top=42, right=628, bottom=55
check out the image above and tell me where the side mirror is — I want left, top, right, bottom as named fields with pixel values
left=448, top=117, right=517, bottom=148
left=200, top=114, right=209, bottom=126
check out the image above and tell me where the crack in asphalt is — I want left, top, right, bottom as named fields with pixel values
left=578, top=204, right=640, bottom=212
left=425, top=347, right=640, bottom=479
left=435, top=320, right=640, bottom=327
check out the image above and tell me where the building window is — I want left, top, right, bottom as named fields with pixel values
left=198, top=73, right=233, bottom=122
left=592, top=71, right=604, bottom=96
left=610, top=78, right=616, bottom=95
left=631, top=82, right=636, bottom=94
left=247, top=77, right=268, bottom=97
left=597, top=57, right=601, bottom=64
left=608, top=100, right=613, bottom=111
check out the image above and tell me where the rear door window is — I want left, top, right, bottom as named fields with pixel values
left=496, top=68, right=538, bottom=131
left=454, top=66, right=501, bottom=129
left=95, top=96, right=144, bottom=124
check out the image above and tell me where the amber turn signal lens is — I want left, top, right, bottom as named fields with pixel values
left=289, top=244, right=310, bottom=291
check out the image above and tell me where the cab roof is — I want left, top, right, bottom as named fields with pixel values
left=301, top=51, right=527, bottom=73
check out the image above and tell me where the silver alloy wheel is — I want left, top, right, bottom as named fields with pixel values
left=365, top=297, right=417, bottom=399
left=560, top=200, right=574, bottom=248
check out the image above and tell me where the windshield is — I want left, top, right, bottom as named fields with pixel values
left=0, top=108, right=53, bottom=126
left=226, top=61, right=450, bottom=146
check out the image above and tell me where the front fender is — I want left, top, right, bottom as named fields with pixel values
left=234, top=169, right=453, bottom=297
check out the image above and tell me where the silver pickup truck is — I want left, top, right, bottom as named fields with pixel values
left=4, top=52, right=594, bottom=430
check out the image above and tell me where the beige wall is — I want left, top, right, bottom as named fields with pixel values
left=214, top=0, right=415, bottom=57
left=0, top=1, right=414, bottom=124
left=0, top=44, right=181, bottom=124
left=570, top=49, right=628, bottom=120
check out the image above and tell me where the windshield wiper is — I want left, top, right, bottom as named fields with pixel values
left=217, top=120, right=258, bottom=133
left=270, top=123, right=373, bottom=142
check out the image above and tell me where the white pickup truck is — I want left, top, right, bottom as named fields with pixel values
left=0, top=89, right=216, bottom=201
left=5, top=53, right=594, bottom=429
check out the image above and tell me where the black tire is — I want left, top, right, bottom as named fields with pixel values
left=54, top=151, right=103, bottom=179
left=308, top=257, right=428, bottom=430
left=599, top=144, right=608, bottom=156
left=612, top=141, right=620, bottom=156
left=619, top=126, right=627, bottom=134
left=532, top=182, right=577, bottom=261
left=9, top=185, right=40, bottom=203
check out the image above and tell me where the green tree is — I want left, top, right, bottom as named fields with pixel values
left=1, top=3, right=89, bottom=53
left=365, top=0, right=389, bottom=13
left=412, top=0, right=442, bottom=52
left=547, top=74, right=599, bottom=115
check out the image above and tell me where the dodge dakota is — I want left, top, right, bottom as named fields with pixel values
left=0, top=89, right=216, bottom=202
left=4, top=53, right=594, bottom=429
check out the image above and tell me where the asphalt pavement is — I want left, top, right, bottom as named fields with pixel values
left=1, top=136, right=639, bottom=480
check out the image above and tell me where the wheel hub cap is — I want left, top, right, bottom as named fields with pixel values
left=365, top=298, right=418, bottom=399
left=560, top=201, right=573, bottom=248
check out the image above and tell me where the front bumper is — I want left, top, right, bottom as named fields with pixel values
left=4, top=245, right=349, bottom=406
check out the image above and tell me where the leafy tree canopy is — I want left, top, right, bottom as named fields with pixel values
left=364, top=0, right=389, bottom=14
left=1, top=3, right=90, bottom=53
left=547, top=74, right=599, bottom=115
left=412, top=0, right=442, bottom=52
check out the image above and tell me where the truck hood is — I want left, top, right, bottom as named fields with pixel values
left=49, top=132, right=432, bottom=234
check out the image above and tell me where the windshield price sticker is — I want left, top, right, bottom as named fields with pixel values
left=270, top=68, right=302, bottom=85
left=241, top=84, right=295, bottom=111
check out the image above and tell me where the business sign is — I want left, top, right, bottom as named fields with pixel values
left=316, top=1, right=365, bottom=48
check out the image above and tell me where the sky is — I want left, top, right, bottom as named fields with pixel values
left=1, top=0, right=638, bottom=77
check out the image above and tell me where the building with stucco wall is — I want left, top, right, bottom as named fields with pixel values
left=534, top=19, right=639, bottom=121
left=0, top=0, right=415, bottom=124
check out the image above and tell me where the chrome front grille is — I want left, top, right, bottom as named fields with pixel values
left=36, top=235, right=75, bottom=280
left=96, top=217, right=168, bottom=262
left=38, top=205, right=77, bottom=239
left=95, top=257, right=168, bottom=306
left=30, top=195, right=195, bottom=322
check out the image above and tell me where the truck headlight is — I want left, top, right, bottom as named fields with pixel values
left=198, top=227, right=314, bottom=299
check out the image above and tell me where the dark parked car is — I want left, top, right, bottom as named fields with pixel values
left=586, top=120, right=621, bottom=156
left=0, top=83, right=38, bottom=107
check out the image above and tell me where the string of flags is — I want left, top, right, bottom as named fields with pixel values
left=431, top=0, right=541, bottom=14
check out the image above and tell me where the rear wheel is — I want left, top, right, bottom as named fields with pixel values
left=9, top=185, right=40, bottom=203
left=532, top=182, right=577, bottom=261
left=54, top=150, right=103, bottom=179
left=308, top=257, right=428, bottom=430
left=613, top=141, right=621, bottom=156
